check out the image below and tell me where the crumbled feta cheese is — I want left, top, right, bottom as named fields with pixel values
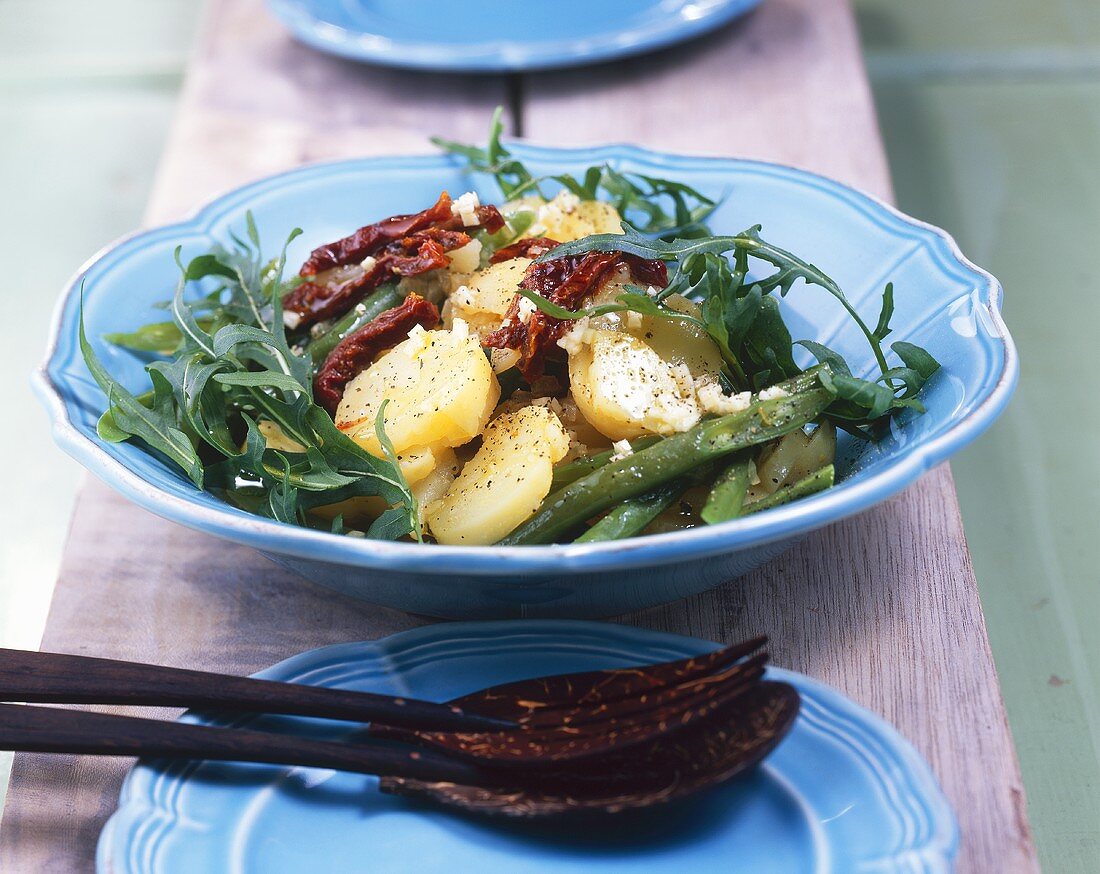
left=283, top=310, right=302, bottom=330
left=450, top=317, right=470, bottom=340
left=557, top=190, right=581, bottom=214
left=696, top=380, right=751, bottom=415
left=516, top=295, right=538, bottom=324
left=624, top=310, right=643, bottom=331
left=645, top=285, right=660, bottom=298
left=403, top=324, right=430, bottom=358
left=609, top=439, right=634, bottom=462
left=759, top=385, right=789, bottom=401
left=451, top=284, right=478, bottom=309
left=451, top=191, right=481, bottom=227
left=669, top=363, right=696, bottom=397
left=360, top=255, right=378, bottom=272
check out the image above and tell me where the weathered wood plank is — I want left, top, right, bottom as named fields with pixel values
left=523, top=0, right=892, bottom=198
left=0, top=0, right=1036, bottom=871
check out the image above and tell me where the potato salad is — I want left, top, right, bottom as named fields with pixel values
left=85, top=113, right=940, bottom=546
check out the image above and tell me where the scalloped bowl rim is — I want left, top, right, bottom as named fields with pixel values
left=35, top=144, right=1018, bottom=577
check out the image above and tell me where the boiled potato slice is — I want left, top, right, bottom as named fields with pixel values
left=750, top=422, right=837, bottom=500
left=311, top=445, right=459, bottom=527
left=568, top=329, right=701, bottom=441
left=257, top=419, right=306, bottom=453
left=443, top=257, right=532, bottom=339
left=586, top=278, right=724, bottom=380
left=426, top=406, right=569, bottom=545
left=335, top=321, right=499, bottom=456
left=412, top=446, right=460, bottom=505
left=509, top=192, right=624, bottom=242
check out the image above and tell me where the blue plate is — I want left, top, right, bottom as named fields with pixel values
left=97, top=622, right=957, bottom=873
left=266, top=0, right=764, bottom=72
left=35, top=144, right=1017, bottom=618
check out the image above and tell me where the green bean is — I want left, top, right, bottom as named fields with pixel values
left=574, top=479, right=687, bottom=542
left=307, top=283, right=403, bottom=366
left=700, top=456, right=754, bottom=524
left=551, top=436, right=662, bottom=490
left=744, top=465, right=834, bottom=515
left=550, top=366, right=830, bottom=491
left=501, top=379, right=834, bottom=545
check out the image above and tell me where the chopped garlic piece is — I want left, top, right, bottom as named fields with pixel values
left=557, top=317, right=594, bottom=355
left=283, top=310, right=302, bottom=330
left=360, top=255, right=378, bottom=272
left=490, top=347, right=522, bottom=373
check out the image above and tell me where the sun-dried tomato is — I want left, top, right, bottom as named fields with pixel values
left=300, top=193, right=454, bottom=277
left=286, top=193, right=506, bottom=330
left=314, top=294, right=440, bottom=414
left=299, top=194, right=505, bottom=277
left=483, top=251, right=667, bottom=382
left=286, top=227, right=474, bottom=328
left=488, top=236, right=561, bottom=264
left=441, top=204, right=506, bottom=235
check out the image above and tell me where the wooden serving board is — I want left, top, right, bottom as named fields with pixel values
left=0, top=0, right=1037, bottom=870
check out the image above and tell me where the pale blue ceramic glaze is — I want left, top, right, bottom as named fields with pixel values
left=97, top=622, right=958, bottom=873
left=35, top=144, right=1017, bottom=618
left=265, top=0, right=763, bottom=72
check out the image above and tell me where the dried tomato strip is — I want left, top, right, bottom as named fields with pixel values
left=441, top=204, right=506, bottom=235
left=483, top=251, right=667, bottom=382
left=287, top=195, right=506, bottom=331
left=300, top=195, right=505, bottom=277
left=488, top=236, right=561, bottom=264
left=286, top=227, right=471, bottom=328
left=314, top=294, right=440, bottom=414
left=300, top=193, right=454, bottom=277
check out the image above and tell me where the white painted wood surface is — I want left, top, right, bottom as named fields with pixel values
left=0, top=0, right=1037, bottom=870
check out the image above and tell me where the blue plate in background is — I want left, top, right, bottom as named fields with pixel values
left=97, top=621, right=957, bottom=873
left=266, top=0, right=763, bottom=72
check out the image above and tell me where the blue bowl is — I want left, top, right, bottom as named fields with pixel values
left=35, top=145, right=1017, bottom=618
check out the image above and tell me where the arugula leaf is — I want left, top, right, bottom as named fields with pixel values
left=521, top=221, right=940, bottom=429
left=374, top=398, right=420, bottom=542
left=892, top=341, right=941, bottom=380
left=434, top=107, right=717, bottom=238
left=873, top=282, right=895, bottom=341
left=84, top=219, right=422, bottom=540
left=80, top=296, right=204, bottom=487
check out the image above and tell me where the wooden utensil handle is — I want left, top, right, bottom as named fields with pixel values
left=0, top=702, right=491, bottom=784
left=0, top=648, right=509, bottom=732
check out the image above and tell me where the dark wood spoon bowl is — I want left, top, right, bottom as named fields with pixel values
left=379, top=680, right=800, bottom=816
left=372, top=638, right=769, bottom=766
